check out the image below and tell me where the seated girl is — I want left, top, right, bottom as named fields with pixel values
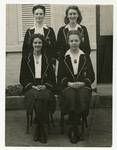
left=57, top=30, right=95, bottom=143
left=20, top=34, right=56, bottom=143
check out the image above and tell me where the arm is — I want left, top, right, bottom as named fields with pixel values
left=19, top=57, right=33, bottom=91
left=57, top=58, right=68, bottom=89
left=81, top=25, right=91, bottom=55
left=46, top=27, right=57, bottom=58
left=83, top=55, right=95, bottom=86
left=56, top=27, right=67, bottom=58
left=45, top=63, right=56, bottom=91
left=22, top=29, right=32, bottom=57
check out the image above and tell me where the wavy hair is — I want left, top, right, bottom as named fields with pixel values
left=64, top=5, right=82, bottom=24
left=31, top=34, right=47, bottom=54
left=67, top=29, right=84, bottom=43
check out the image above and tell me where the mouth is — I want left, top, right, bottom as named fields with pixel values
left=35, top=47, right=41, bottom=50
left=36, top=18, right=42, bottom=21
left=72, top=45, right=77, bottom=47
left=70, top=18, right=77, bottom=21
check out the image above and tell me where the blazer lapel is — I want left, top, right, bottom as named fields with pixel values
left=26, top=54, right=35, bottom=79
left=64, top=55, right=75, bottom=80
left=44, top=28, right=50, bottom=40
left=30, top=28, right=35, bottom=37
left=77, top=54, right=86, bottom=79
left=63, top=28, right=68, bottom=44
left=41, top=54, right=49, bottom=84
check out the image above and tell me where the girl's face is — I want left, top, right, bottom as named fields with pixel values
left=67, top=9, right=78, bottom=24
left=68, top=34, right=81, bottom=51
left=33, top=8, right=45, bottom=23
left=33, top=37, right=43, bottom=53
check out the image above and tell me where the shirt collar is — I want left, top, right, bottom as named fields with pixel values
left=65, top=49, right=84, bottom=57
left=30, top=24, right=48, bottom=30
left=65, top=24, right=81, bottom=30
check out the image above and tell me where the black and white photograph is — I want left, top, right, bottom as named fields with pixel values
left=0, top=0, right=116, bottom=149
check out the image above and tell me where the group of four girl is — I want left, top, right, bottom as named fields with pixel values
left=20, top=4, right=95, bottom=144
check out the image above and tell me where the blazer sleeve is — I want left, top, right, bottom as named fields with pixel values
left=22, top=29, right=32, bottom=57
left=84, top=55, right=95, bottom=86
left=57, top=58, right=68, bottom=89
left=46, top=27, right=56, bottom=58
left=56, top=27, right=67, bottom=58
left=45, top=63, right=56, bottom=91
left=19, top=57, right=33, bottom=90
left=81, top=25, right=91, bottom=55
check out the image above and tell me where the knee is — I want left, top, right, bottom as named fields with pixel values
left=37, top=89, right=51, bottom=100
left=25, top=88, right=37, bottom=99
left=62, top=87, right=76, bottom=99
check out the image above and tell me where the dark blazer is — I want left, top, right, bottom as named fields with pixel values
left=20, top=53, right=56, bottom=92
left=57, top=53, right=95, bottom=89
left=56, top=25, right=91, bottom=57
left=22, top=26, right=56, bottom=58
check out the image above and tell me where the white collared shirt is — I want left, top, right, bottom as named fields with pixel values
left=65, top=49, right=84, bottom=75
left=30, top=24, right=48, bottom=35
left=33, top=54, right=42, bottom=78
left=65, top=24, right=81, bottom=31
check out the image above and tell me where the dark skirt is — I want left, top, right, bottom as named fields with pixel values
left=24, top=88, right=56, bottom=124
left=60, top=87, right=92, bottom=115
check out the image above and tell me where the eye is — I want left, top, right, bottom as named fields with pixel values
left=73, top=13, right=77, bottom=15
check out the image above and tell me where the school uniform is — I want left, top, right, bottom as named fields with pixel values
left=22, top=24, right=56, bottom=58
left=56, top=24, right=91, bottom=58
left=20, top=53, right=56, bottom=124
left=57, top=49, right=95, bottom=123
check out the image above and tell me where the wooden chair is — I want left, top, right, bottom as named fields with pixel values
left=60, top=111, right=88, bottom=135
left=26, top=101, right=55, bottom=134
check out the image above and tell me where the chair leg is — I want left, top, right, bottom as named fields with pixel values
left=60, top=112, right=64, bottom=134
left=47, top=112, right=51, bottom=131
left=81, top=112, right=88, bottom=134
left=26, top=110, right=33, bottom=134
left=84, top=115, right=88, bottom=128
left=50, top=113, right=55, bottom=127
left=30, top=110, right=33, bottom=127
left=26, top=111, right=30, bottom=134
left=81, top=114, right=85, bottom=134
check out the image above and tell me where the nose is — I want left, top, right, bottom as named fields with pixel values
left=71, top=13, right=75, bottom=17
left=36, top=13, right=41, bottom=17
left=72, top=41, right=76, bottom=44
left=35, top=43, right=39, bottom=47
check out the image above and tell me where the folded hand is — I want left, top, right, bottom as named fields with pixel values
left=68, top=82, right=85, bottom=89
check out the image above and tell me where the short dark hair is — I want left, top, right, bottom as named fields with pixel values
left=64, top=5, right=82, bottom=24
left=31, top=34, right=45, bottom=43
left=67, top=29, right=84, bottom=42
left=31, top=34, right=45, bottom=54
left=32, top=5, right=46, bottom=15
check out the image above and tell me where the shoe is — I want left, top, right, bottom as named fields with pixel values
left=68, top=127, right=78, bottom=144
left=39, top=125, right=47, bottom=144
left=33, top=125, right=39, bottom=142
